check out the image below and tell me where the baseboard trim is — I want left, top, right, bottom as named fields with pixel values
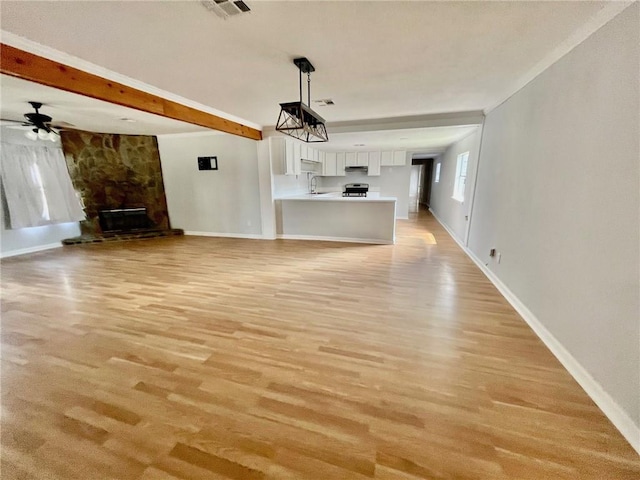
left=184, top=231, right=264, bottom=240
left=429, top=208, right=640, bottom=456
left=1, top=242, right=62, bottom=258
left=277, top=234, right=393, bottom=245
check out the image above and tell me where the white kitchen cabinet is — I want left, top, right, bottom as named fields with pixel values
left=322, top=152, right=337, bottom=176
left=356, top=152, right=369, bottom=166
left=313, top=148, right=320, bottom=163
left=270, top=137, right=285, bottom=174
left=345, top=152, right=357, bottom=167
left=300, top=143, right=308, bottom=161
left=293, top=142, right=301, bottom=167
left=367, top=151, right=381, bottom=176
left=284, top=139, right=302, bottom=175
left=318, top=152, right=326, bottom=176
left=271, top=137, right=300, bottom=175
left=393, top=150, right=407, bottom=165
left=381, top=151, right=394, bottom=166
left=336, top=152, right=346, bottom=176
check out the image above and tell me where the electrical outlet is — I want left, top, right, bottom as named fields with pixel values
left=489, top=248, right=496, bottom=257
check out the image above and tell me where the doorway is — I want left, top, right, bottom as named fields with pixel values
left=409, top=157, right=434, bottom=213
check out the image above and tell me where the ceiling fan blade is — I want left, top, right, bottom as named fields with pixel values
left=0, top=118, right=27, bottom=127
left=50, top=120, right=75, bottom=128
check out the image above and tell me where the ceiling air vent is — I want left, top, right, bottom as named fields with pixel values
left=314, top=99, right=335, bottom=107
left=201, top=0, right=251, bottom=19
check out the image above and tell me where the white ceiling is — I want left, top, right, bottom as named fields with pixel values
left=0, top=74, right=476, bottom=153
left=0, top=1, right=630, bottom=154
left=0, top=0, right=627, bottom=130
left=0, top=75, right=210, bottom=135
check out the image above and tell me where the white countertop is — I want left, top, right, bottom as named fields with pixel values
left=278, top=192, right=396, bottom=203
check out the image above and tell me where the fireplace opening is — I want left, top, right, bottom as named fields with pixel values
left=98, top=207, right=153, bottom=233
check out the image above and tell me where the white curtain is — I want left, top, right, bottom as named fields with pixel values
left=0, top=142, right=85, bottom=229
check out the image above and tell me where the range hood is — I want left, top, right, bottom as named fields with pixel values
left=345, top=165, right=368, bottom=172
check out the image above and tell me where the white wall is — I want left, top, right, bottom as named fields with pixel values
left=429, top=128, right=481, bottom=241
left=272, top=169, right=309, bottom=197
left=0, top=127, right=81, bottom=257
left=467, top=4, right=639, bottom=443
left=318, top=166, right=412, bottom=219
left=256, top=140, right=276, bottom=239
left=157, top=132, right=262, bottom=237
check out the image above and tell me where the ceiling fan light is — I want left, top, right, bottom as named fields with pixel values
left=37, top=128, right=49, bottom=140
left=25, top=129, right=38, bottom=141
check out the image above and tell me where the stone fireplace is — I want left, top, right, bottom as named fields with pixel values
left=60, top=130, right=182, bottom=244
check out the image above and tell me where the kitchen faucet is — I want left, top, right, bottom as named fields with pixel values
left=309, top=174, right=318, bottom=194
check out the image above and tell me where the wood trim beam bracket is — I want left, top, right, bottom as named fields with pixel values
left=0, top=43, right=262, bottom=141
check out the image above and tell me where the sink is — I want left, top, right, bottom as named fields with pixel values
left=309, top=192, right=331, bottom=195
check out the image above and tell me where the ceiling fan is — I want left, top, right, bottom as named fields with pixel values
left=1, top=101, right=74, bottom=142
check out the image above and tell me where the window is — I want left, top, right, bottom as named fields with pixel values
left=0, top=143, right=85, bottom=228
left=434, top=162, right=441, bottom=183
left=452, top=151, right=469, bottom=202
left=30, top=163, right=51, bottom=221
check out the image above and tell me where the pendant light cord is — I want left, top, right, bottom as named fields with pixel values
left=299, top=66, right=303, bottom=105
left=297, top=65, right=313, bottom=107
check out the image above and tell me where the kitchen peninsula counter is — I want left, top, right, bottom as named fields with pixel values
left=276, top=192, right=397, bottom=244
left=279, top=192, right=397, bottom=202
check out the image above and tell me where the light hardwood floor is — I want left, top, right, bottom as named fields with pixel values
left=1, top=212, right=638, bottom=479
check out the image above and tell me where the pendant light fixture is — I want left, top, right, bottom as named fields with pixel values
left=276, top=57, right=329, bottom=143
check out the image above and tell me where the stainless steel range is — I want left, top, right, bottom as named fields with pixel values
left=343, top=183, right=369, bottom=197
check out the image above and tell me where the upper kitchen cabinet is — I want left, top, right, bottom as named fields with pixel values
left=293, top=142, right=301, bottom=167
left=299, top=146, right=322, bottom=174
left=320, top=152, right=346, bottom=176
left=336, top=152, right=346, bottom=176
left=322, top=152, right=337, bottom=176
left=380, top=150, right=407, bottom=166
left=356, top=152, right=369, bottom=166
left=345, top=152, right=357, bottom=167
left=300, top=143, right=309, bottom=161
left=271, top=137, right=301, bottom=176
left=367, top=151, right=381, bottom=176
left=393, top=150, right=407, bottom=165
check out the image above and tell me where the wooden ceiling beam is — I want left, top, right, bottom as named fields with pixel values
left=0, top=43, right=262, bottom=141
